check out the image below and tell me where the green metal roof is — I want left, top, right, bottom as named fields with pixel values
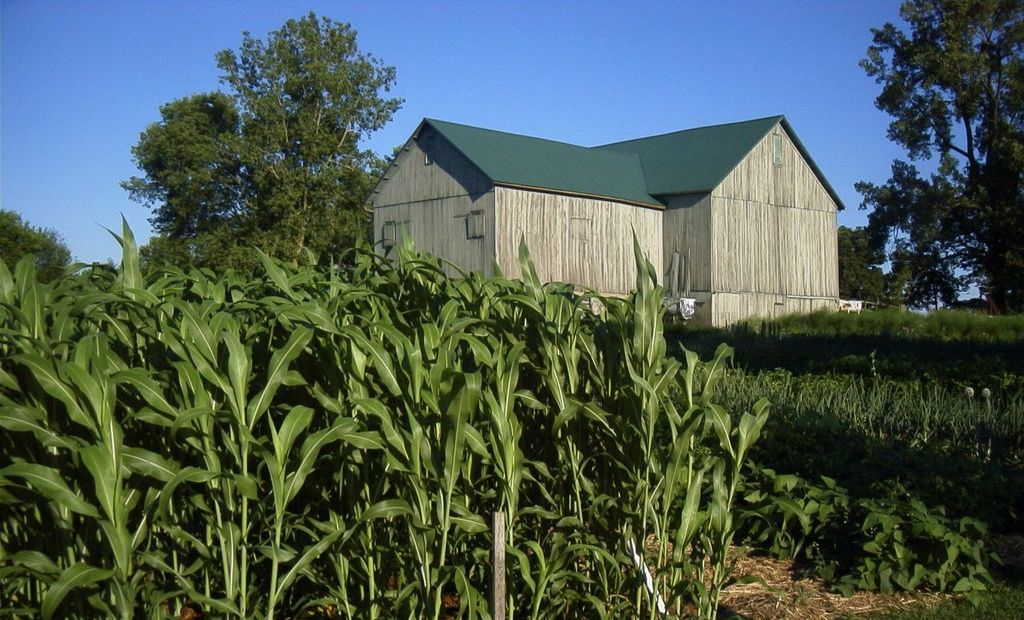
left=420, top=115, right=844, bottom=210
left=595, top=116, right=783, bottom=195
left=597, top=115, right=846, bottom=209
left=422, top=119, right=662, bottom=207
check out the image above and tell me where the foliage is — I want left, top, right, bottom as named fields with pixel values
left=719, top=369, right=1024, bottom=455
left=733, top=308, right=1024, bottom=342
left=857, top=0, right=1024, bottom=311
left=0, top=223, right=764, bottom=619
left=874, top=583, right=1024, bottom=618
left=716, top=368, right=1024, bottom=532
left=123, top=13, right=401, bottom=271
left=672, top=310, right=1024, bottom=390
left=740, top=468, right=998, bottom=596
left=0, top=209, right=71, bottom=282
left=838, top=225, right=889, bottom=303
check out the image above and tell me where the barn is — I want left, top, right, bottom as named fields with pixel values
left=371, top=116, right=843, bottom=326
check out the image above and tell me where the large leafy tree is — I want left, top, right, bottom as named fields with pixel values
left=124, top=13, right=401, bottom=270
left=856, top=0, right=1024, bottom=312
left=837, top=226, right=889, bottom=303
left=0, top=209, right=71, bottom=281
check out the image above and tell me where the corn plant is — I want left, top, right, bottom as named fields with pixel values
left=1, top=222, right=767, bottom=619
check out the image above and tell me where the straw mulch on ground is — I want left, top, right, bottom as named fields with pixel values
left=716, top=549, right=947, bottom=619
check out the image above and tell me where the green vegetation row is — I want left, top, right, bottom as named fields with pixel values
left=730, top=309, right=1024, bottom=343
left=718, top=367, right=1023, bottom=535
left=0, top=226, right=767, bottom=619
left=716, top=369, right=1017, bottom=603
left=674, top=313, right=1024, bottom=391
left=719, top=369, right=1024, bottom=460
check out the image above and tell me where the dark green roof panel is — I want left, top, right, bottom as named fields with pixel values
left=423, top=119, right=661, bottom=207
left=420, top=115, right=844, bottom=210
left=595, top=116, right=782, bottom=195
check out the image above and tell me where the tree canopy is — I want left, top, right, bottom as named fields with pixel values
left=124, top=13, right=401, bottom=271
left=857, top=0, right=1024, bottom=312
left=837, top=226, right=889, bottom=303
left=0, top=209, right=71, bottom=281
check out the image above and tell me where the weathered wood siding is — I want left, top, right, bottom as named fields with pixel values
left=711, top=293, right=835, bottom=326
left=494, top=187, right=662, bottom=295
left=372, top=127, right=495, bottom=275
left=662, top=193, right=712, bottom=293
left=706, top=122, right=839, bottom=325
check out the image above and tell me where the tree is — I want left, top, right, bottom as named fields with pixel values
left=856, top=0, right=1024, bottom=312
left=124, top=13, right=402, bottom=270
left=123, top=93, right=245, bottom=268
left=0, top=210, right=71, bottom=281
left=837, top=226, right=888, bottom=302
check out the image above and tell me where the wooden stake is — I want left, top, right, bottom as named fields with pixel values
left=491, top=511, right=506, bottom=620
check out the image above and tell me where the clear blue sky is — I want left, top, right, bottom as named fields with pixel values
left=2, top=0, right=908, bottom=264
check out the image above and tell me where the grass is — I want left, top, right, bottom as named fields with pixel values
left=670, top=309, right=1024, bottom=389
left=735, top=308, right=1024, bottom=342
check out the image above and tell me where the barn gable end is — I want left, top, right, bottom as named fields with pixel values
left=709, top=121, right=839, bottom=325
left=372, top=122, right=496, bottom=275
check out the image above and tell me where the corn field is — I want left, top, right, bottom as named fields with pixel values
left=0, top=224, right=767, bottom=619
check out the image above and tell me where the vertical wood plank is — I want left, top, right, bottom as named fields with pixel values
left=492, top=511, right=506, bottom=620
left=494, top=187, right=662, bottom=295
left=707, top=121, right=840, bottom=325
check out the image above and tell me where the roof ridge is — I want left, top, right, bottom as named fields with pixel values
left=425, top=118, right=598, bottom=152
left=423, top=118, right=663, bottom=208
left=595, top=115, right=785, bottom=149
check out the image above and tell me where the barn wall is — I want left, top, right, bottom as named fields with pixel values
left=708, top=122, right=839, bottom=325
left=494, top=187, right=662, bottom=295
left=779, top=207, right=839, bottom=298
left=372, top=127, right=496, bottom=275
left=662, top=193, right=712, bottom=294
left=372, top=125, right=492, bottom=206
left=711, top=293, right=835, bottom=326
left=373, top=193, right=495, bottom=276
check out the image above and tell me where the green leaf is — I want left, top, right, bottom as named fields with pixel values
left=222, top=327, right=251, bottom=417
left=276, top=405, right=314, bottom=463
left=275, top=529, right=345, bottom=599
left=0, top=463, right=99, bottom=517
left=247, top=327, right=312, bottom=425
left=122, top=446, right=179, bottom=482
left=80, top=445, right=120, bottom=523
left=0, top=405, right=73, bottom=449
left=41, top=563, right=114, bottom=620
left=12, top=354, right=91, bottom=431
left=347, top=328, right=401, bottom=397
left=9, top=550, right=61, bottom=575
left=114, top=369, right=177, bottom=418
left=361, top=498, right=413, bottom=521
left=0, top=257, right=13, bottom=304
left=256, top=249, right=299, bottom=299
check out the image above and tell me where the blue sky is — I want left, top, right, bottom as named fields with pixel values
left=2, top=0, right=908, bottom=263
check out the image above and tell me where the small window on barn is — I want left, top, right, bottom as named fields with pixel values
left=382, top=220, right=411, bottom=248
left=382, top=220, right=398, bottom=248
left=773, top=134, right=783, bottom=166
left=422, top=133, right=435, bottom=166
left=466, top=210, right=485, bottom=239
left=570, top=217, right=592, bottom=241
